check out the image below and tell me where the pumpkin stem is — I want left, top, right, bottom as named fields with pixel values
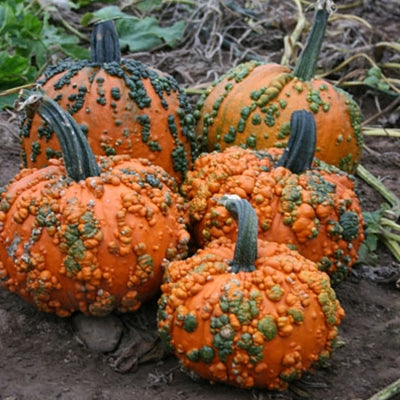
left=218, top=195, right=258, bottom=273
left=293, top=0, right=334, bottom=81
left=16, top=90, right=101, bottom=182
left=276, top=110, right=316, bottom=174
left=90, top=20, right=121, bottom=64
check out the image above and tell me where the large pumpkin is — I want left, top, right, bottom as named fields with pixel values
left=158, top=196, right=344, bottom=390
left=20, top=21, right=196, bottom=183
left=182, top=110, right=364, bottom=283
left=0, top=93, right=190, bottom=317
left=194, top=1, right=362, bottom=173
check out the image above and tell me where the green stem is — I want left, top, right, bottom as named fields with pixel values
left=60, top=18, right=89, bottom=42
left=381, top=218, right=400, bottom=234
left=218, top=195, right=258, bottom=273
left=184, top=87, right=207, bottom=95
left=381, top=237, right=400, bottom=263
left=90, top=20, right=121, bottom=64
left=162, top=0, right=197, bottom=6
left=356, top=165, right=400, bottom=211
left=293, top=0, right=331, bottom=80
left=363, top=127, right=400, bottom=137
left=275, top=110, right=316, bottom=173
left=17, top=91, right=100, bottom=182
left=367, top=377, right=400, bottom=400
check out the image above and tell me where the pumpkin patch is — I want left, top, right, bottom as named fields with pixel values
left=1, top=0, right=399, bottom=398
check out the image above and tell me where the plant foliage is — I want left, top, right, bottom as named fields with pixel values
left=0, top=0, right=91, bottom=108
left=0, top=0, right=186, bottom=109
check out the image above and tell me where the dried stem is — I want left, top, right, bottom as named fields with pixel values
left=367, top=377, right=400, bottom=400
left=357, top=165, right=399, bottom=209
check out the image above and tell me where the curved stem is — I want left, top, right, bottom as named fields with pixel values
left=17, top=91, right=100, bottom=182
left=293, top=0, right=332, bottom=81
left=280, top=0, right=306, bottom=67
left=218, top=195, right=258, bottom=273
left=60, top=17, right=89, bottom=42
left=356, top=164, right=400, bottom=210
left=275, top=110, right=316, bottom=173
left=363, top=128, right=400, bottom=138
left=367, top=377, right=400, bottom=400
left=90, top=20, right=121, bottom=64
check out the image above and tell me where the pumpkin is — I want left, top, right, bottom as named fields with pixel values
left=0, top=93, right=190, bottom=317
left=194, top=0, right=362, bottom=174
left=158, top=195, right=344, bottom=390
left=20, top=20, right=196, bottom=183
left=182, top=110, right=364, bottom=283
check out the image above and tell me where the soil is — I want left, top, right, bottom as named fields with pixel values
left=0, top=1, right=400, bottom=399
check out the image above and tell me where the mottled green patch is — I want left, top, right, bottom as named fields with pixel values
left=277, top=122, right=291, bottom=139
left=183, top=313, right=198, bottom=333
left=45, top=148, right=62, bottom=160
left=280, top=369, right=301, bottom=382
left=246, top=135, right=257, bottom=148
left=111, top=87, right=121, bottom=100
left=101, top=144, right=117, bottom=156
left=186, top=349, right=200, bottom=362
left=237, top=332, right=264, bottom=363
left=171, top=144, right=188, bottom=175
left=339, top=211, right=360, bottom=241
left=266, top=285, right=284, bottom=301
left=257, top=316, right=277, bottom=340
left=287, top=308, right=304, bottom=323
left=223, top=126, right=237, bottom=143
left=30, top=141, right=41, bottom=163
left=251, top=113, right=262, bottom=125
left=200, top=346, right=215, bottom=363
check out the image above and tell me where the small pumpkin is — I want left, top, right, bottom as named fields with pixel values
left=0, top=93, right=190, bottom=317
left=194, top=0, right=362, bottom=173
left=20, top=21, right=196, bottom=183
left=182, top=110, right=364, bottom=283
left=158, top=196, right=344, bottom=390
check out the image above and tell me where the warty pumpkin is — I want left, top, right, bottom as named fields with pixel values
left=0, top=93, right=190, bottom=317
left=182, top=110, right=365, bottom=283
left=194, top=0, right=362, bottom=174
left=20, top=20, right=196, bottom=183
left=158, top=195, right=344, bottom=390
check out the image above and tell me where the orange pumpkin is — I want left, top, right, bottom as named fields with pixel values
left=194, top=1, right=362, bottom=173
left=20, top=21, right=196, bottom=183
left=182, top=110, right=364, bottom=283
left=0, top=93, right=190, bottom=317
left=158, top=196, right=344, bottom=390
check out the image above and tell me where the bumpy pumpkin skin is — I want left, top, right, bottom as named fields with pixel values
left=194, top=61, right=362, bottom=173
left=181, top=147, right=365, bottom=283
left=21, top=59, right=196, bottom=183
left=158, top=238, right=344, bottom=390
left=0, top=156, right=190, bottom=317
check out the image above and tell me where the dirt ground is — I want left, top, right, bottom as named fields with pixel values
left=0, top=1, right=400, bottom=399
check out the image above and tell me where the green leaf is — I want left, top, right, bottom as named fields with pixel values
left=82, top=7, right=185, bottom=52
left=42, top=24, right=90, bottom=60
left=0, top=93, right=18, bottom=110
left=0, top=52, right=37, bottom=86
left=357, top=204, right=392, bottom=265
left=134, top=0, right=162, bottom=13
left=357, top=228, right=379, bottom=266
left=116, top=17, right=185, bottom=52
left=81, top=5, right=128, bottom=25
left=71, top=0, right=115, bottom=8
left=0, top=51, right=37, bottom=110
